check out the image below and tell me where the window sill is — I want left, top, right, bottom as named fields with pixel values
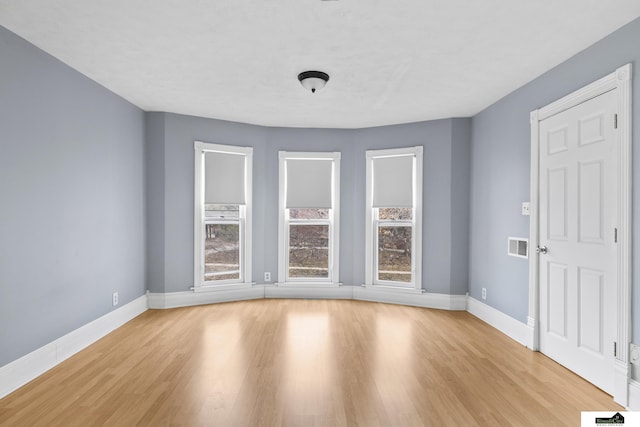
left=192, top=282, right=256, bottom=293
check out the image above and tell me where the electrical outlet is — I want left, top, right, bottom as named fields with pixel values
left=481, top=288, right=487, bottom=300
left=264, top=272, right=271, bottom=282
left=112, top=292, right=119, bottom=306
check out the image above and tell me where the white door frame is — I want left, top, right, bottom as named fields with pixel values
left=528, top=63, right=632, bottom=405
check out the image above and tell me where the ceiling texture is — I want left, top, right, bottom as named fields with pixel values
left=1, top=0, right=640, bottom=128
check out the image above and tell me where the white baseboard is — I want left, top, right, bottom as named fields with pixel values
left=353, top=286, right=467, bottom=310
left=148, top=285, right=467, bottom=311
left=147, top=286, right=265, bottom=309
left=627, top=380, right=640, bottom=410
left=526, top=316, right=538, bottom=351
left=264, top=284, right=353, bottom=299
left=0, top=295, right=147, bottom=399
left=466, top=296, right=531, bottom=347
left=614, top=359, right=630, bottom=407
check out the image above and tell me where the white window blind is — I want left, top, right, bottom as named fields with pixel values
left=372, top=155, right=414, bottom=207
left=205, top=151, right=246, bottom=204
left=286, top=159, right=333, bottom=209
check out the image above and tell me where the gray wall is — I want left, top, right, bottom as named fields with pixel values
left=146, top=114, right=472, bottom=295
left=145, top=113, right=165, bottom=294
left=354, top=120, right=467, bottom=293
left=469, top=17, right=640, bottom=330
left=450, top=119, right=472, bottom=295
left=0, top=27, right=146, bottom=366
left=146, top=113, right=269, bottom=293
left=8, top=15, right=639, bottom=372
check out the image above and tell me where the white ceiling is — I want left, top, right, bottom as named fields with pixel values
left=1, top=1, right=639, bottom=129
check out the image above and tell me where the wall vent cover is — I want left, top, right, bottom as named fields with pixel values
left=508, top=237, right=528, bottom=259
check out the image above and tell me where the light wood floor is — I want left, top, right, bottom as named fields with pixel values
left=0, top=299, right=622, bottom=426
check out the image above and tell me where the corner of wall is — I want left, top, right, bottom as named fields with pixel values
left=144, top=112, right=166, bottom=293
left=450, top=118, right=472, bottom=295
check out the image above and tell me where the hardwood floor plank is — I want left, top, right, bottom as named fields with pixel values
left=0, top=299, right=622, bottom=426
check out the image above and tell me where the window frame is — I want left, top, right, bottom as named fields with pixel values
left=278, top=151, right=341, bottom=286
left=194, top=141, right=253, bottom=291
left=365, top=146, right=423, bottom=291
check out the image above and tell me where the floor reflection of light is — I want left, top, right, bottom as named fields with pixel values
left=374, top=315, right=414, bottom=412
left=287, top=313, right=330, bottom=360
left=284, top=313, right=332, bottom=415
left=194, top=319, right=245, bottom=419
left=375, top=315, right=412, bottom=365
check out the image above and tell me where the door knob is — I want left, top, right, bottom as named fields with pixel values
left=536, top=245, right=548, bottom=254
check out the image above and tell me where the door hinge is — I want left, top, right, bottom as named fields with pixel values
left=614, top=342, right=617, bottom=357
left=614, top=114, right=618, bottom=129
left=614, top=227, right=618, bottom=243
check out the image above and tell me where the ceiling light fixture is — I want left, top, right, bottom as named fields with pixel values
left=298, top=71, right=329, bottom=93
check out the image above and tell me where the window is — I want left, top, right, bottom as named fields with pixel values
left=194, top=142, right=252, bottom=290
left=365, top=146, right=423, bottom=290
left=278, top=152, right=340, bottom=285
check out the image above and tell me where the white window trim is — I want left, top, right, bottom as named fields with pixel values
left=194, top=141, right=253, bottom=291
left=278, top=151, right=341, bottom=286
left=365, top=146, right=423, bottom=291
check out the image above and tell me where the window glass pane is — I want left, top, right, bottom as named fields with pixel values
left=289, top=224, right=329, bottom=278
left=204, top=223, right=240, bottom=281
left=378, top=207, right=412, bottom=221
left=289, top=208, right=330, bottom=220
left=205, top=204, right=239, bottom=219
left=378, top=226, right=412, bottom=282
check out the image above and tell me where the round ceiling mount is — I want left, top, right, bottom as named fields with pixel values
left=298, top=70, right=329, bottom=93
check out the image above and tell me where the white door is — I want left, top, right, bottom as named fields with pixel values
left=538, top=89, right=617, bottom=394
